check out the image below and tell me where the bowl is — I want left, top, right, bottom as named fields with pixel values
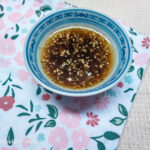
left=24, top=8, right=132, bottom=97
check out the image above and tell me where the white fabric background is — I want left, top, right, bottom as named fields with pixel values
left=67, top=0, right=150, bottom=149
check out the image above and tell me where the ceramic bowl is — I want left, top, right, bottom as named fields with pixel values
left=24, top=8, right=132, bottom=97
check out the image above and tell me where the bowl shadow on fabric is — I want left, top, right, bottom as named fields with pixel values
left=53, top=92, right=109, bottom=113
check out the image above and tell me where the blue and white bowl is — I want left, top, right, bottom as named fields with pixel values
left=24, top=8, right=132, bottom=97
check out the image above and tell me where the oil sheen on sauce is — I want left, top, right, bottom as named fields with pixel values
left=40, top=27, right=115, bottom=89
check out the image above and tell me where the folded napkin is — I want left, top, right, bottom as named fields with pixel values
left=0, top=0, right=150, bottom=150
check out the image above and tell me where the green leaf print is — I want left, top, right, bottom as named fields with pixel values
left=47, top=105, right=58, bottom=119
left=44, top=120, right=56, bottom=127
left=25, top=125, right=34, bottom=136
left=118, top=104, right=128, bottom=116
left=97, top=141, right=106, bottom=150
left=124, top=88, right=134, bottom=93
left=40, top=5, right=52, bottom=12
left=2, top=73, right=22, bottom=98
left=0, top=4, right=4, bottom=18
left=110, top=117, right=124, bottom=126
left=12, top=84, right=22, bottom=89
left=67, top=148, right=73, bottom=150
left=11, top=88, right=15, bottom=98
left=4, top=85, right=10, bottom=96
left=131, top=93, right=136, bottom=102
left=129, top=38, right=138, bottom=53
left=91, top=135, right=104, bottom=141
left=128, top=66, right=134, bottom=73
left=104, top=131, right=120, bottom=140
left=28, top=118, right=39, bottom=123
left=7, top=127, right=14, bottom=146
left=91, top=131, right=119, bottom=148
left=22, top=0, right=25, bottom=5
left=130, top=38, right=133, bottom=45
left=132, top=47, right=138, bottom=53
left=18, top=112, right=31, bottom=117
left=64, top=1, right=77, bottom=8
left=35, top=10, right=41, bottom=17
left=11, top=34, right=19, bottom=40
left=0, top=4, right=4, bottom=11
left=129, top=27, right=137, bottom=36
left=30, top=100, right=34, bottom=112
left=0, top=13, right=4, bottom=18
left=4, top=33, right=8, bottom=39
left=35, top=121, right=43, bottom=132
left=137, top=67, right=144, bottom=80
left=28, top=115, right=46, bottom=123
left=2, top=73, right=12, bottom=86
left=36, top=86, right=41, bottom=95
left=110, top=104, right=128, bottom=126
left=16, top=105, right=28, bottom=111
left=16, top=24, right=19, bottom=32
left=17, top=101, right=58, bottom=135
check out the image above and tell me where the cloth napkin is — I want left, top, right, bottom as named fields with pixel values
left=0, top=0, right=150, bottom=150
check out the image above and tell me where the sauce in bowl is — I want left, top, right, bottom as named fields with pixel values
left=41, top=27, right=115, bottom=89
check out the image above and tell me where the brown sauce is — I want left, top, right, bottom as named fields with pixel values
left=40, top=27, right=114, bottom=89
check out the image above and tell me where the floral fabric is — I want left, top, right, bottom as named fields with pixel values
left=0, top=0, right=150, bottom=150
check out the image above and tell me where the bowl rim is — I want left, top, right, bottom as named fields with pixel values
left=24, top=8, right=132, bottom=97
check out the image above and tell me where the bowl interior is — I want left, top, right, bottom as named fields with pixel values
left=25, top=9, right=131, bottom=96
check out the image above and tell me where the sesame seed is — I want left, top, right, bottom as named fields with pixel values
left=40, top=27, right=114, bottom=89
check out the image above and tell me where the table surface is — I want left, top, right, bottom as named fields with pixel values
left=66, top=0, right=150, bottom=149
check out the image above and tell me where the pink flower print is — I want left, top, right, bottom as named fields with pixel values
left=37, top=0, right=44, bottom=2
left=94, top=96, right=110, bottom=111
left=22, top=138, right=31, bottom=148
left=117, top=82, right=123, bottom=88
left=48, top=127, right=68, bottom=150
left=15, top=4, right=21, bottom=9
left=134, top=53, right=149, bottom=66
left=31, top=78, right=38, bottom=85
left=0, top=19, right=5, bottom=30
left=21, top=37, right=26, bottom=46
left=18, top=69, right=30, bottom=82
left=32, top=0, right=44, bottom=7
left=73, top=97, right=88, bottom=108
left=0, top=147, right=18, bottom=150
left=0, top=58, right=11, bottom=68
left=13, top=52, right=25, bottom=66
left=86, top=112, right=100, bottom=127
left=142, top=37, right=150, bottom=49
left=24, top=8, right=34, bottom=18
left=8, top=12, right=22, bottom=23
left=72, top=128, right=89, bottom=150
left=22, top=21, right=26, bottom=24
left=114, top=18, right=126, bottom=25
left=59, top=107, right=82, bottom=128
left=42, top=94, right=50, bottom=101
left=55, top=94, right=62, bottom=100
left=0, top=96, right=15, bottom=111
left=0, top=36, right=16, bottom=55
left=56, top=1, right=67, bottom=10
left=5, top=27, right=11, bottom=33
